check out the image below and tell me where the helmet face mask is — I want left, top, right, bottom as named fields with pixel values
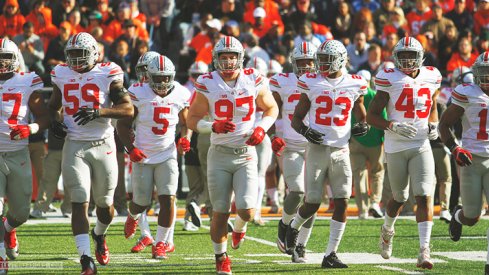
left=295, top=58, right=315, bottom=76
left=395, top=50, right=421, bottom=73
left=65, top=32, right=99, bottom=72
left=149, top=74, right=174, bottom=96
left=0, top=39, right=20, bottom=74
left=393, top=37, right=424, bottom=74
left=291, top=42, right=317, bottom=76
left=217, top=53, right=240, bottom=75
left=474, top=65, right=489, bottom=90
left=212, top=36, right=244, bottom=77
left=136, top=51, right=160, bottom=83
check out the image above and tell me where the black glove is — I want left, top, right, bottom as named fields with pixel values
left=299, top=126, right=325, bottom=144
left=73, top=107, right=100, bottom=125
left=351, top=122, right=369, bottom=137
left=51, top=121, right=67, bottom=139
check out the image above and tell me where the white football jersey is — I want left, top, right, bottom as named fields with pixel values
left=270, top=72, right=308, bottom=151
left=298, top=72, right=367, bottom=148
left=51, top=62, right=124, bottom=141
left=129, top=81, right=191, bottom=164
left=0, top=72, right=43, bottom=152
left=375, top=66, right=441, bottom=153
left=195, top=68, right=266, bottom=147
left=451, top=83, right=489, bottom=157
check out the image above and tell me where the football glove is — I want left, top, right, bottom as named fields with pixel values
left=212, top=120, right=236, bottom=134
left=51, top=121, right=68, bottom=139
left=351, top=122, right=369, bottom=137
left=452, top=146, right=472, bottom=167
left=299, top=126, right=324, bottom=144
left=73, top=106, right=100, bottom=125
left=246, top=126, right=265, bottom=146
left=388, top=122, right=417, bottom=139
left=428, top=122, right=439, bottom=140
left=129, top=147, right=147, bottom=163
left=177, top=137, right=191, bottom=153
left=9, top=125, right=31, bottom=140
left=271, top=136, right=286, bottom=156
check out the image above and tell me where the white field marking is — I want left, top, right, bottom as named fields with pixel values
left=431, top=236, right=486, bottom=240
left=271, top=253, right=446, bottom=265
left=375, top=265, right=424, bottom=274
left=432, top=251, right=487, bottom=262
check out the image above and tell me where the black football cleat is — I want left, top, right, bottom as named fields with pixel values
left=449, top=205, right=463, bottom=242
left=285, top=221, right=299, bottom=255
left=322, top=252, right=348, bottom=268
left=277, top=220, right=287, bottom=253
left=80, top=255, right=97, bottom=275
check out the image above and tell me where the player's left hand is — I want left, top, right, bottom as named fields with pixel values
left=9, top=125, right=30, bottom=140
left=73, top=106, right=100, bottom=125
left=246, top=126, right=265, bottom=146
left=271, top=136, right=286, bottom=156
left=177, top=137, right=191, bottom=154
left=351, top=122, right=369, bottom=137
left=428, top=122, right=439, bottom=140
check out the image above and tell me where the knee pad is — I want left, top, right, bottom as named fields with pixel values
left=392, top=191, right=408, bottom=203
left=283, top=192, right=304, bottom=215
left=94, top=195, right=113, bottom=208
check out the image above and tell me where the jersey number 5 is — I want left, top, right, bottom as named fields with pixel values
left=152, top=107, right=170, bottom=135
left=64, top=83, right=100, bottom=115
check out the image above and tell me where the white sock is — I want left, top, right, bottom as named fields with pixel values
left=454, top=209, right=462, bottom=224
left=212, top=241, right=227, bottom=255
left=418, top=221, right=433, bottom=249
left=267, top=187, right=278, bottom=204
left=234, top=215, right=247, bottom=233
left=139, top=212, right=152, bottom=238
left=383, top=214, right=397, bottom=231
left=75, top=234, right=91, bottom=257
left=156, top=225, right=171, bottom=243
left=325, top=220, right=346, bottom=256
left=255, top=175, right=266, bottom=215
left=3, top=219, right=13, bottom=233
left=282, top=212, right=294, bottom=225
left=129, top=209, right=141, bottom=220
left=297, top=226, right=313, bottom=247
left=291, top=212, right=308, bottom=230
left=486, top=228, right=489, bottom=264
left=94, top=219, right=110, bottom=236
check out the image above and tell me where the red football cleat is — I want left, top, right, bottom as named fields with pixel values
left=3, top=218, right=18, bottom=260
left=165, top=242, right=175, bottom=253
left=131, top=236, right=154, bottom=253
left=124, top=215, right=139, bottom=239
left=152, top=242, right=168, bottom=259
left=231, top=231, right=245, bottom=249
left=216, top=253, right=232, bottom=275
left=80, top=255, right=96, bottom=275
left=91, top=229, right=110, bottom=265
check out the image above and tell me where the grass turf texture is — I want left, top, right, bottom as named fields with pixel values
left=8, top=218, right=489, bottom=274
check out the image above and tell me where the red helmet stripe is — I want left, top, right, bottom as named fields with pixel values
left=225, top=36, right=230, bottom=48
left=302, top=42, right=307, bottom=54
left=404, top=37, right=410, bottom=48
left=71, top=33, right=78, bottom=47
left=160, top=55, right=164, bottom=70
left=0, top=39, right=3, bottom=49
left=484, top=52, right=489, bottom=62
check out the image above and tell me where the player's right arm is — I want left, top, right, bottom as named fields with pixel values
left=116, top=107, right=137, bottom=152
left=366, top=90, right=390, bottom=130
left=187, top=92, right=212, bottom=133
left=439, top=103, right=464, bottom=151
left=48, top=84, right=63, bottom=123
left=291, top=93, right=310, bottom=134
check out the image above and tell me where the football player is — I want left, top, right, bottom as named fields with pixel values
left=48, top=32, right=134, bottom=274
left=187, top=36, right=278, bottom=275
left=245, top=56, right=272, bottom=226
left=0, top=39, right=48, bottom=271
left=440, top=52, right=489, bottom=275
left=126, top=51, right=160, bottom=253
left=367, top=36, right=441, bottom=269
left=271, top=42, right=318, bottom=263
left=118, top=54, right=191, bottom=260
left=285, top=39, right=368, bottom=268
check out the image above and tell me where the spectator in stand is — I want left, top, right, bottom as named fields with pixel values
left=0, top=0, right=26, bottom=39
left=104, top=1, right=148, bottom=44
left=285, top=0, right=316, bottom=33
left=332, top=1, right=353, bottom=41
left=109, top=39, right=131, bottom=86
left=438, top=24, right=459, bottom=75
left=364, top=21, right=382, bottom=46
left=259, top=21, right=281, bottom=58
left=52, top=0, right=78, bottom=27
left=446, top=0, right=473, bottom=33
left=252, top=7, right=272, bottom=38
left=352, top=0, right=380, bottom=13
left=95, top=0, right=113, bottom=25
left=244, top=0, right=284, bottom=35
left=26, top=0, right=59, bottom=52
left=86, top=10, right=104, bottom=34
left=129, top=40, right=149, bottom=81
left=91, top=26, right=110, bottom=54
left=97, top=42, right=109, bottom=63
left=474, top=0, right=489, bottom=36
left=189, top=18, right=222, bottom=64
left=382, top=7, right=408, bottom=40
left=68, top=9, right=85, bottom=34
left=244, top=32, right=270, bottom=63
left=417, top=34, right=438, bottom=67
left=476, top=29, right=489, bottom=54
left=346, top=31, right=370, bottom=73
left=358, top=43, right=382, bottom=75
left=446, top=35, right=478, bottom=73
left=213, top=0, right=244, bottom=23
left=352, top=7, right=373, bottom=34
left=128, top=0, right=147, bottom=30
left=406, top=0, right=432, bottom=36
left=381, top=31, right=398, bottom=62
left=13, top=22, right=45, bottom=76
left=420, top=3, right=455, bottom=45
left=113, top=19, right=144, bottom=58
left=223, top=20, right=241, bottom=38
left=43, top=21, right=71, bottom=80
left=293, top=20, right=321, bottom=49
left=373, top=0, right=395, bottom=35
left=195, top=30, right=222, bottom=65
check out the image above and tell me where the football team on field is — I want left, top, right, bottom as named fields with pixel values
left=0, top=31, right=488, bottom=275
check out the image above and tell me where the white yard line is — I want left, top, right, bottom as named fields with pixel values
left=375, top=265, right=424, bottom=274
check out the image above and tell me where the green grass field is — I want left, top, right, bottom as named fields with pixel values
left=7, top=216, right=489, bottom=274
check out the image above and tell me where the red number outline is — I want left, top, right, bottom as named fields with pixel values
left=152, top=106, right=170, bottom=135
left=2, top=93, right=22, bottom=125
